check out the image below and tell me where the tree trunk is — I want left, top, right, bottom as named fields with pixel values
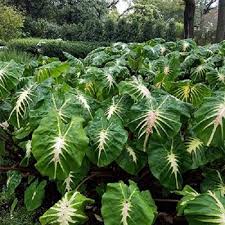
left=184, top=0, right=196, bottom=39
left=216, top=0, right=225, bottom=43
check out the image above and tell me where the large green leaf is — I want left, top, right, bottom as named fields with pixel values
left=35, top=61, right=69, bottom=82
left=128, top=95, right=182, bottom=151
left=206, top=67, right=225, bottom=89
left=86, top=110, right=128, bottom=167
left=40, top=191, right=93, bottom=225
left=148, top=139, right=192, bottom=190
left=153, top=54, right=180, bottom=89
left=193, top=91, right=225, bottom=146
left=0, top=61, right=24, bottom=99
left=101, top=181, right=157, bottom=225
left=118, top=76, right=151, bottom=101
left=116, top=143, right=147, bottom=175
left=201, top=170, right=225, bottom=195
left=57, top=158, right=90, bottom=194
left=32, top=110, right=89, bottom=180
left=170, top=80, right=211, bottom=106
left=185, top=137, right=223, bottom=169
left=176, top=185, right=199, bottom=216
left=184, top=191, right=225, bottom=225
left=24, top=179, right=47, bottom=211
left=191, top=62, right=212, bottom=82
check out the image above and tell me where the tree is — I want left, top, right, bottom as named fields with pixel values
left=104, top=18, right=115, bottom=41
left=3, top=0, right=53, bottom=19
left=4, top=0, right=109, bottom=24
left=0, top=4, right=24, bottom=40
left=184, top=0, right=196, bottom=38
left=216, top=0, right=225, bottom=42
left=141, top=20, right=154, bottom=41
left=195, top=0, right=217, bottom=29
left=131, top=0, right=184, bottom=21
left=127, top=20, right=140, bottom=42
left=115, top=18, right=129, bottom=42
left=166, top=19, right=177, bottom=41
left=81, top=19, right=104, bottom=41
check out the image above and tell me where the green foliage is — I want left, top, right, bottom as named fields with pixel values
left=0, top=40, right=6, bottom=46
left=0, top=206, right=41, bottom=225
left=0, top=4, right=24, bottom=41
left=2, top=38, right=225, bottom=224
left=32, top=111, right=89, bottom=180
left=102, top=181, right=157, bottom=225
left=178, top=189, right=225, bottom=225
left=0, top=60, right=24, bottom=99
left=24, top=179, right=47, bottom=211
left=7, top=38, right=109, bottom=59
left=0, top=49, right=35, bottom=64
left=40, top=191, right=94, bottom=225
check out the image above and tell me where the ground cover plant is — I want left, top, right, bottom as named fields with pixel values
left=1, top=38, right=225, bottom=225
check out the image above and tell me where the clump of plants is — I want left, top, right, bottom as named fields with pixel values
left=1, top=38, right=225, bottom=225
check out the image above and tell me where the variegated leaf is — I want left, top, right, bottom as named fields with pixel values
left=170, top=80, right=211, bottom=106
left=176, top=185, right=199, bottom=216
left=193, top=92, right=225, bottom=146
left=32, top=110, right=89, bottom=180
left=185, top=137, right=223, bottom=169
left=148, top=140, right=192, bottom=190
left=101, top=181, right=157, bottom=225
left=0, top=61, right=24, bottom=99
left=128, top=95, right=181, bottom=151
left=206, top=67, right=225, bottom=89
left=57, top=158, right=90, bottom=194
left=86, top=110, right=128, bottom=167
left=118, top=76, right=151, bottom=101
left=9, top=83, right=37, bottom=127
left=184, top=191, right=225, bottom=225
left=40, top=191, right=93, bottom=225
left=201, top=170, right=225, bottom=195
left=116, top=143, right=147, bottom=175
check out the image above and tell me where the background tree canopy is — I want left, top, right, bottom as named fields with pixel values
left=0, top=0, right=221, bottom=44
left=0, top=0, right=184, bottom=42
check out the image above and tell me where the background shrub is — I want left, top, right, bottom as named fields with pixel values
left=0, top=4, right=24, bottom=41
left=7, top=38, right=109, bottom=59
left=0, top=48, right=35, bottom=64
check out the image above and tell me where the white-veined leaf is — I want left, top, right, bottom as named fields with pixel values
left=32, top=110, right=89, bottom=180
left=193, top=91, right=225, bottom=146
left=170, top=80, right=211, bottom=106
left=40, top=191, right=93, bottom=225
left=184, top=191, right=225, bottom=225
left=0, top=61, right=24, bottom=99
left=101, top=181, right=157, bottom=225
left=148, top=140, right=192, bottom=190
left=176, top=185, right=199, bottom=216
left=9, top=83, right=37, bottom=127
left=116, top=143, right=147, bottom=175
left=86, top=109, right=128, bottom=167
left=118, top=76, right=151, bottom=101
left=185, top=137, right=223, bottom=169
left=201, top=170, right=225, bottom=195
left=24, top=179, right=47, bottom=211
left=128, top=95, right=181, bottom=151
left=57, top=158, right=90, bottom=194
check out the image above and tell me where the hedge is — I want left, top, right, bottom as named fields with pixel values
left=7, top=38, right=109, bottom=59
